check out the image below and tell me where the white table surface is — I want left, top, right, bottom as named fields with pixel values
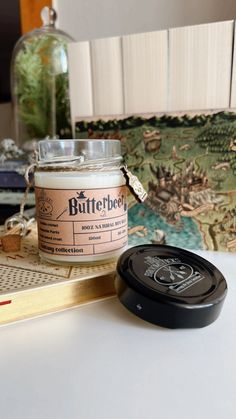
left=0, top=250, right=235, bottom=419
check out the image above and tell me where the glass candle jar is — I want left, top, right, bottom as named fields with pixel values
left=34, top=139, right=128, bottom=264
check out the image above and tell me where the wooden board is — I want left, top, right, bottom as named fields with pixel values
left=0, top=224, right=116, bottom=325
left=169, top=21, right=234, bottom=111
left=68, top=41, right=94, bottom=135
left=91, top=36, right=124, bottom=116
left=68, top=20, right=235, bottom=119
left=122, top=30, right=168, bottom=114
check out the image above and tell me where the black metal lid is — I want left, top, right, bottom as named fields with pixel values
left=115, top=244, right=227, bottom=328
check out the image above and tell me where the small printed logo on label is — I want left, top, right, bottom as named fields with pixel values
left=144, top=256, right=204, bottom=293
left=37, top=190, right=53, bottom=217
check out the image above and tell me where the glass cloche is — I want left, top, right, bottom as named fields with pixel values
left=11, top=7, right=73, bottom=146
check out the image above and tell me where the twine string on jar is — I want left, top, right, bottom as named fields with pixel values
left=4, top=161, right=37, bottom=237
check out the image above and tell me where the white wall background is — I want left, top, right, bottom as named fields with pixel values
left=54, top=0, right=236, bottom=41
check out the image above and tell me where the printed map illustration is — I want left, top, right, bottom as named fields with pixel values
left=76, top=111, right=236, bottom=252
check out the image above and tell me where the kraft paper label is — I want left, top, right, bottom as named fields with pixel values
left=35, top=186, right=128, bottom=257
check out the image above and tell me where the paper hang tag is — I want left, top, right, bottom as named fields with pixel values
left=121, top=166, right=148, bottom=203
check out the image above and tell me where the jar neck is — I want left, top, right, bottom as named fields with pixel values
left=37, top=139, right=122, bottom=171
left=36, top=156, right=123, bottom=172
